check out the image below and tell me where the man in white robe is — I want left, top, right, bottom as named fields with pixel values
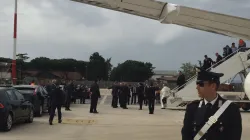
left=160, top=84, right=171, bottom=109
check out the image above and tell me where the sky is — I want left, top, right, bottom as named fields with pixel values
left=0, top=0, right=250, bottom=71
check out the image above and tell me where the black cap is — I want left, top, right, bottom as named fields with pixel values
left=196, top=67, right=224, bottom=82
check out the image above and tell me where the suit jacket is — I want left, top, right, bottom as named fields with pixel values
left=181, top=95, right=242, bottom=140
left=50, top=84, right=64, bottom=105
left=90, top=83, right=100, bottom=98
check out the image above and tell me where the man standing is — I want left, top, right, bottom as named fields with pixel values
left=137, top=83, right=144, bottom=110
left=146, top=82, right=158, bottom=114
left=108, top=82, right=119, bottom=108
left=119, top=83, right=129, bottom=109
left=177, top=71, right=186, bottom=91
left=89, top=80, right=101, bottom=113
left=65, top=81, right=74, bottom=111
left=131, top=85, right=137, bottom=105
left=49, top=79, right=64, bottom=125
left=181, top=67, right=242, bottom=140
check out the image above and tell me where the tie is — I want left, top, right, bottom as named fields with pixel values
left=204, top=103, right=212, bottom=121
left=206, top=103, right=212, bottom=109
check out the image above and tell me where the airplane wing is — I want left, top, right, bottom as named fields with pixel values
left=71, top=0, right=250, bottom=40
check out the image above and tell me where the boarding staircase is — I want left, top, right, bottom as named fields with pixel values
left=167, top=48, right=250, bottom=109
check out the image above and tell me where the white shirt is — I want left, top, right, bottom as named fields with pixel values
left=204, top=95, right=218, bottom=106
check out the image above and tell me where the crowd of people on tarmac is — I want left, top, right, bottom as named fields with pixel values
left=42, top=79, right=100, bottom=125
left=201, top=39, right=247, bottom=71
left=108, top=81, right=172, bottom=114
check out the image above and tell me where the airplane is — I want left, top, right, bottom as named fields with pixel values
left=70, top=0, right=250, bottom=40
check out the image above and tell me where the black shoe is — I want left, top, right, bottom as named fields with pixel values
left=139, top=108, right=142, bottom=110
left=49, top=121, right=53, bottom=125
left=93, top=111, right=99, bottom=114
left=90, top=111, right=93, bottom=113
left=58, top=120, right=62, bottom=123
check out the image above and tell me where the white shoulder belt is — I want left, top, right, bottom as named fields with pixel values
left=194, top=100, right=232, bottom=140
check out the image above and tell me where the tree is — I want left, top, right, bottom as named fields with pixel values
left=16, top=53, right=30, bottom=80
left=110, top=60, right=154, bottom=82
left=87, top=52, right=111, bottom=81
left=16, top=53, right=29, bottom=61
left=105, top=57, right=113, bottom=80
left=180, top=62, right=197, bottom=79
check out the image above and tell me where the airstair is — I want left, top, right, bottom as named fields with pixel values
left=167, top=48, right=250, bottom=109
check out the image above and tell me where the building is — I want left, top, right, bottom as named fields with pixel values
left=152, top=70, right=179, bottom=88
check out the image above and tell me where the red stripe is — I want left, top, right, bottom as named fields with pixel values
left=13, top=13, right=17, bottom=38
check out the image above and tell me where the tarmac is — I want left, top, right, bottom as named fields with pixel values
left=1, top=93, right=250, bottom=140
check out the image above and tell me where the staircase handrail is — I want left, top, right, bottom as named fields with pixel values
left=170, top=47, right=248, bottom=97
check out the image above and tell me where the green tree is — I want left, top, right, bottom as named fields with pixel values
left=87, top=52, right=111, bottom=81
left=180, top=62, right=197, bottom=79
left=16, top=53, right=29, bottom=61
left=16, top=53, right=30, bottom=80
left=110, top=60, right=154, bottom=82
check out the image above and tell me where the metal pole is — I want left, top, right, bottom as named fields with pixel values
left=12, top=0, right=17, bottom=85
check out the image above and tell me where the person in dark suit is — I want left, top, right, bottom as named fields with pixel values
left=181, top=67, right=242, bottom=140
left=89, top=80, right=101, bottom=113
left=137, top=83, right=144, bottom=110
left=177, top=71, right=186, bottom=91
left=108, top=82, right=119, bottom=108
left=119, top=83, right=129, bottom=109
left=65, top=81, right=74, bottom=111
left=49, top=79, right=64, bottom=125
left=146, top=82, right=158, bottom=114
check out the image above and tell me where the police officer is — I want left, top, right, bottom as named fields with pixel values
left=181, top=67, right=242, bottom=140
left=89, top=80, right=101, bottom=113
left=49, top=79, right=64, bottom=125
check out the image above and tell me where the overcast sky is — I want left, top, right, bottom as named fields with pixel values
left=0, top=0, right=250, bottom=71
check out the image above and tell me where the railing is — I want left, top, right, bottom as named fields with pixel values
left=170, top=47, right=249, bottom=97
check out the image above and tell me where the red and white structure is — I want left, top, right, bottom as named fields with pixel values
left=12, top=0, right=17, bottom=85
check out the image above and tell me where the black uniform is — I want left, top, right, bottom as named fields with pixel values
left=181, top=68, right=242, bottom=140
left=65, top=83, right=74, bottom=110
left=89, top=81, right=100, bottom=113
left=108, top=84, right=119, bottom=108
left=177, top=73, right=186, bottom=91
left=119, top=85, right=129, bottom=109
left=49, top=83, right=64, bottom=125
left=203, top=57, right=214, bottom=71
left=137, top=83, right=144, bottom=110
left=146, top=86, right=158, bottom=114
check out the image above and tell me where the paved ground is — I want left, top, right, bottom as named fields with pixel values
left=1, top=102, right=250, bottom=140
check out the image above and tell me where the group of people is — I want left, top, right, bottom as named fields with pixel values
left=108, top=82, right=171, bottom=114
left=202, top=39, right=247, bottom=71
left=45, top=79, right=101, bottom=125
